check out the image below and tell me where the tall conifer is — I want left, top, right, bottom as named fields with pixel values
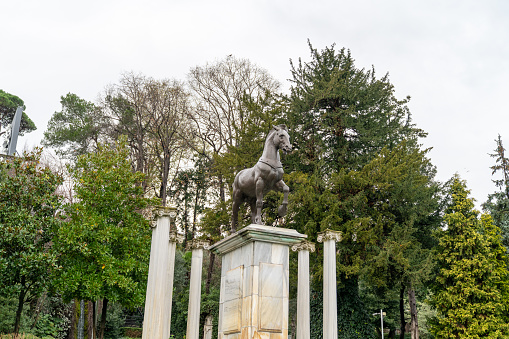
left=431, top=176, right=509, bottom=338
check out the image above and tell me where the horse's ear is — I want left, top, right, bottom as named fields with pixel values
left=273, top=124, right=288, bottom=132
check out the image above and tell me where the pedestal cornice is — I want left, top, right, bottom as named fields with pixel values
left=209, top=224, right=306, bottom=255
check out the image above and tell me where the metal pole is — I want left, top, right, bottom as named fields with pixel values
left=7, top=107, right=23, bottom=156
left=380, top=309, right=384, bottom=339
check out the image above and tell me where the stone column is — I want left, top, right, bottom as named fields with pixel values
left=291, top=240, right=315, bottom=339
left=203, top=314, right=213, bottom=339
left=317, top=229, right=342, bottom=339
left=142, top=206, right=183, bottom=339
left=209, top=224, right=307, bottom=339
left=186, top=239, right=210, bottom=339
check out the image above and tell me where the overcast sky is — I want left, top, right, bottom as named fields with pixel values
left=2, top=0, right=508, bottom=208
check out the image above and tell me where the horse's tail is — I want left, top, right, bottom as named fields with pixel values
left=231, top=172, right=241, bottom=232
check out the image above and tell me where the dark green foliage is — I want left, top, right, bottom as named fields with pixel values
left=52, top=138, right=155, bottom=337
left=309, top=282, right=377, bottom=339
left=285, top=41, right=424, bottom=175
left=0, top=149, right=64, bottom=334
left=170, top=250, right=190, bottom=338
left=337, top=277, right=377, bottom=339
left=104, top=303, right=124, bottom=339
left=42, top=93, right=106, bottom=159
left=0, top=89, right=36, bottom=138
left=430, top=176, right=509, bottom=338
left=0, top=296, right=31, bottom=334
left=283, top=42, right=440, bottom=336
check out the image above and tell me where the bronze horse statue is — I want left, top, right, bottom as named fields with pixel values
left=231, top=125, right=292, bottom=231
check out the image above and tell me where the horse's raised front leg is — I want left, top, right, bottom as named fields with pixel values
left=275, top=180, right=289, bottom=217
left=255, top=178, right=264, bottom=224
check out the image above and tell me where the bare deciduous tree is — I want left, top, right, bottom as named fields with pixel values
left=103, top=73, right=191, bottom=205
left=187, top=56, right=280, bottom=202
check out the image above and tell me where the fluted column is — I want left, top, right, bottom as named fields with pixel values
left=142, top=206, right=183, bottom=339
left=291, top=240, right=315, bottom=339
left=186, top=239, right=210, bottom=339
left=317, top=230, right=342, bottom=339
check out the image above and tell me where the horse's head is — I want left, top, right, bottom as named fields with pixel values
left=272, top=125, right=292, bottom=154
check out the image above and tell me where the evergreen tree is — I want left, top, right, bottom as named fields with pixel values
left=483, top=134, right=509, bottom=251
left=430, top=176, right=509, bottom=338
left=0, top=89, right=36, bottom=142
left=0, top=149, right=63, bottom=335
left=283, top=42, right=440, bottom=337
left=53, top=138, right=155, bottom=339
left=42, top=93, right=106, bottom=160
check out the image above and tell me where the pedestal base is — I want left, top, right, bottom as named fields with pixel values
left=209, top=224, right=306, bottom=339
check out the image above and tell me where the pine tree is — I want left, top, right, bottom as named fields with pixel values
left=431, top=176, right=509, bottom=338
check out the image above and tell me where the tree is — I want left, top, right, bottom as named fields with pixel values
left=0, top=149, right=63, bottom=335
left=285, top=41, right=424, bottom=175
left=42, top=93, right=107, bottom=159
left=53, top=138, right=154, bottom=339
left=104, top=73, right=191, bottom=204
left=0, top=89, right=36, bottom=144
left=430, top=176, right=509, bottom=338
left=483, top=134, right=509, bottom=251
left=283, top=42, right=438, bottom=337
left=187, top=55, right=280, bottom=203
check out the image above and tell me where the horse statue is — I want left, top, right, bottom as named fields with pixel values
left=231, top=124, right=292, bottom=231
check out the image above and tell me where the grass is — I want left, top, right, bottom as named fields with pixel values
left=0, top=334, right=42, bottom=339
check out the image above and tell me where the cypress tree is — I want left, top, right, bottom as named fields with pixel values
left=430, top=176, right=509, bottom=338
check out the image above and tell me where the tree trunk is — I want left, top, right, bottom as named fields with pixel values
left=408, top=287, right=419, bottom=339
left=399, top=284, right=406, bottom=339
left=218, top=174, right=225, bottom=203
left=160, top=152, right=170, bottom=206
left=98, top=298, right=108, bottom=339
left=192, top=181, right=200, bottom=239
left=93, top=301, right=97, bottom=339
left=87, top=301, right=96, bottom=339
left=13, top=285, right=26, bottom=335
left=66, top=300, right=78, bottom=339
left=183, top=180, right=189, bottom=248
left=78, top=300, right=85, bottom=339
left=30, top=295, right=44, bottom=330
left=205, top=252, right=215, bottom=294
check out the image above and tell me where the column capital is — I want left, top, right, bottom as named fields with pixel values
left=150, top=205, right=177, bottom=228
left=317, top=229, right=342, bottom=243
left=169, top=230, right=184, bottom=244
left=186, top=239, right=210, bottom=251
left=291, top=240, right=316, bottom=253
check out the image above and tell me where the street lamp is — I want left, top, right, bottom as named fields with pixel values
left=372, top=309, right=386, bottom=339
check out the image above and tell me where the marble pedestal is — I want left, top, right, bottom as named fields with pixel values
left=209, top=224, right=306, bottom=339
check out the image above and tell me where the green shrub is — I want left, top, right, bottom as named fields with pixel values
left=122, top=327, right=142, bottom=338
left=104, top=303, right=125, bottom=339
left=33, top=314, right=59, bottom=338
